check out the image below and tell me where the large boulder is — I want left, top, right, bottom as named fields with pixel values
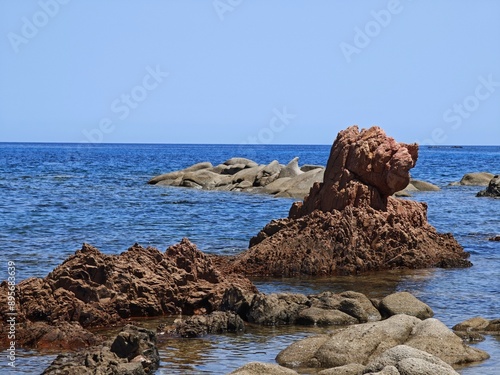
left=230, top=126, right=471, bottom=277
left=276, top=314, right=488, bottom=369
left=378, top=292, right=434, bottom=320
left=169, top=311, right=245, bottom=338
left=0, top=239, right=256, bottom=349
left=477, top=175, right=500, bottom=197
left=451, top=172, right=494, bottom=186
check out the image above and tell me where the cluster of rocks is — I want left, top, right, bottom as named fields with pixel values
left=0, top=238, right=256, bottom=350
left=228, top=313, right=490, bottom=375
left=148, top=156, right=325, bottom=199
left=165, top=289, right=433, bottom=337
left=43, top=325, right=159, bottom=375
left=450, top=172, right=500, bottom=198
left=148, top=156, right=440, bottom=199
left=223, top=126, right=472, bottom=277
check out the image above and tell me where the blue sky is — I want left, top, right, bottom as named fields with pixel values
left=1, top=0, right=499, bottom=145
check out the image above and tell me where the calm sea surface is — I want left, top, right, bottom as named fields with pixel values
left=0, top=143, right=499, bottom=374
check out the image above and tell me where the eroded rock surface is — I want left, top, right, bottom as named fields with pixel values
left=0, top=239, right=256, bottom=349
left=42, top=325, right=159, bottom=375
left=230, top=126, right=471, bottom=277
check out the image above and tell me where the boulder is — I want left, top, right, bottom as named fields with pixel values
left=246, top=293, right=309, bottom=325
left=451, top=172, right=494, bottom=186
left=255, top=160, right=282, bottom=186
left=42, top=325, right=160, bottom=375
left=453, top=316, right=500, bottom=333
left=0, top=239, right=256, bottom=349
left=228, top=362, right=298, bottom=375
left=296, top=307, right=358, bottom=326
left=409, top=179, right=440, bottom=191
left=230, top=126, right=471, bottom=277
left=170, top=311, right=245, bottom=338
left=223, top=157, right=259, bottom=168
left=148, top=162, right=213, bottom=184
left=181, top=169, right=232, bottom=189
left=378, top=292, right=434, bottom=320
left=301, top=164, right=324, bottom=172
left=477, top=175, right=500, bottom=197
left=274, top=168, right=325, bottom=199
left=364, top=345, right=459, bottom=375
left=279, top=157, right=303, bottom=178
left=317, top=363, right=365, bottom=375
left=276, top=314, right=488, bottom=369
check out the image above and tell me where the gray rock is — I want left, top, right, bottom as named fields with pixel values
left=339, top=291, right=382, bottom=322
left=404, top=318, right=489, bottom=365
left=232, top=165, right=265, bottom=185
left=246, top=293, right=309, bottom=325
left=317, top=363, right=365, bottom=375
left=266, top=168, right=324, bottom=198
left=477, top=175, right=500, bottom=197
left=365, top=366, right=400, bottom=375
left=228, top=362, right=298, bottom=374
left=223, top=158, right=259, bottom=168
left=452, top=316, right=490, bottom=332
left=277, top=314, right=421, bottom=368
left=296, top=307, right=358, bottom=326
left=365, top=345, right=458, bottom=375
left=279, top=157, right=303, bottom=178
left=378, top=292, right=434, bottom=320
left=451, top=172, right=494, bottom=186
left=181, top=170, right=232, bottom=189
left=301, top=164, right=324, bottom=172
left=255, top=160, right=282, bottom=186
left=409, top=180, right=440, bottom=191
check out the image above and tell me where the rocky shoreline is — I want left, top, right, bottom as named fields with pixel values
left=2, top=126, right=499, bottom=374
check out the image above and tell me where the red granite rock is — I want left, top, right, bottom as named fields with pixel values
left=231, top=126, right=471, bottom=277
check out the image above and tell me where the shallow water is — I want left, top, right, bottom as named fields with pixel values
left=0, top=143, right=499, bottom=374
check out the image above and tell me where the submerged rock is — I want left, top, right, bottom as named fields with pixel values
left=42, top=325, right=159, bottom=374
left=476, top=175, right=500, bottom=197
left=168, top=311, right=245, bottom=338
left=230, top=126, right=471, bottom=277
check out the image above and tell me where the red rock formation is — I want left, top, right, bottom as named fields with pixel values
left=0, top=238, right=256, bottom=350
left=232, top=126, right=471, bottom=276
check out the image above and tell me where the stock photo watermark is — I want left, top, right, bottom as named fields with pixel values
left=242, top=107, right=296, bottom=144
left=417, top=74, right=499, bottom=145
left=7, top=0, right=71, bottom=54
left=340, top=0, right=408, bottom=63
left=213, top=0, right=243, bottom=21
left=5, top=261, right=17, bottom=368
left=81, top=65, right=169, bottom=144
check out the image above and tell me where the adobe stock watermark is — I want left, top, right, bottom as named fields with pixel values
left=417, top=74, right=499, bottom=145
left=5, top=261, right=17, bottom=369
left=81, top=65, right=169, bottom=144
left=243, top=107, right=296, bottom=144
left=213, top=0, right=243, bottom=21
left=7, top=0, right=71, bottom=54
left=340, top=0, right=409, bottom=63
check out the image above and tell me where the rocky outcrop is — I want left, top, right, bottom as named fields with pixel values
left=477, top=175, right=500, bottom=197
left=450, top=172, right=495, bottom=186
left=453, top=316, right=500, bottom=334
left=0, top=239, right=256, bottom=349
left=148, top=157, right=325, bottom=199
left=228, top=126, right=471, bottom=277
left=42, top=325, right=159, bottom=374
left=276, top=314, right=489, bottom=370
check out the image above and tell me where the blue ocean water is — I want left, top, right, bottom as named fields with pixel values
left=0, top=143, right=499, bottom=374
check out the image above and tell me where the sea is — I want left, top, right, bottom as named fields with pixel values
left=0, top=143, right=499, bottom=374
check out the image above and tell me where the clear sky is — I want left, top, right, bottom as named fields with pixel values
left=1, top=0, right=499, bottom=145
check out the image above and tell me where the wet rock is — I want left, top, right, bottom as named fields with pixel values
left=477, top=175, right=500, bottom=197
left=378, top=292, right=434, bottom=320
left=246, top=293, right=309, bottom=325
left=276, top=314, right=488, bottom=369
left=228, top=362, right=298, bottom=375
left=453, top=316, right=500, bottom=334
left=0, top=238, right=256, bottom=349
left=489, top=235, right=500, bottom=241
left=171, top=311, right=245, bottom=338
left=231, top=126, right=471, bottom=277
left=450, top=172, right=494, bottom=186
left=42, top=325, right=159, bottom=375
